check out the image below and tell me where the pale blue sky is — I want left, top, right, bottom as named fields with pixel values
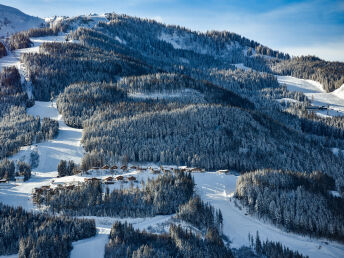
left=2, top=0, right=344, bottom=61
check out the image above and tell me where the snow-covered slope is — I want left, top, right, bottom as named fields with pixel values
left=193, top=173, right=344, bottom=258
left=278, top=76, right=344, bottom=116
left=0, top=101, right=84, bottom=210
left=0, top=4, right=44, bottom=38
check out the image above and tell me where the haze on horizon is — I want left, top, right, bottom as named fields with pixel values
left=2, top=0, right=344, bottom=62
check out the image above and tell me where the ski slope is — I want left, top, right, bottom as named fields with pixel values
left=0, top=101, right=84, bottom=210
left=71, top=215, right=172, bottom=258
left=278, top=75, right=344, bottom=116
left=0, top=35, right=66, bottom=72
left=193, top=173, right=344, bottom=258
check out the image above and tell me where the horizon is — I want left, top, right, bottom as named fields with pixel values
left=1, top=0, right=343, bottom=62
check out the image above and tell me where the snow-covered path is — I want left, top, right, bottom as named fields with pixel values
left=193, top=173, right=344, bottom=258
left=278, top=75, right=344, bottom=116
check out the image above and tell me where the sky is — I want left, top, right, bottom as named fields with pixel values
left=2, top=0, right=344, bottom=61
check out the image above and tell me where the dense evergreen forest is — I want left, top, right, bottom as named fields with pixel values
left=0, top=66, right=58, bottom=161
left=1, top=10, right=344, bottom=257
left=82, top=104, right=344, bottom=190
left=13, top=14, right=342, bottom=193
left=0, top=203, right=96, bottom=257
left=33, top=172, right=195, bottom=217
left=0, top=159, right=31, bottom=181
left=235, top=169, right=344, bottom=241
left=105, top=222, right=232, bottom=258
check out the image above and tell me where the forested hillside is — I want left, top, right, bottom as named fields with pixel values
left=13, top=12, right=343, bottom=193
left=0, top=203, right=96, bottom=256
left=0, top=67, right=58, bottom=160
left=235, top=170, right=344, bottom=241
left=1, top=7, right=344, bottom=257
left=270, top=56, right=344, bottom=92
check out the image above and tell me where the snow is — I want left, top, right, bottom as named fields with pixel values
left=71, top=215, right=173, bottom=258
left=0, top=4, right=44, bottom=38
left=0, top=35, right=65, bottom=72
left=0, top=17, right=343, bottom=257
left=128, top=89, right=204, bottom=101
left=192, top=172, right=344, bottom=258
left=71, top=227, right=109, bottom=258
left=329, top=190, right=341, bottom=198
left=48, top=14, right=108, bottom=32
left=233, top=63, right=252, bottom=71
left=0, top=101, right=84, bottom=210
left=114, top=36, right=126, bottom=45
left=278, top=76, right=344, bottom=116
left=158, top=32, right=185, bottom=50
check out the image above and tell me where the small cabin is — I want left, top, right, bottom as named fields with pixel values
left=104, top=181, right=115, bottom=184
left=120, top=165, right=127, bottom=170
left=127, top=176, right=136, bottom=181
left=111, top=165, right=118, bottom=170
left=91, top=167, right=100, bottom=170
left=102, top=165, right=109, bottom=169
left=130, top=166, right=137, bottom=169
left=115, top=175, right=124, bottom=181
left=0, top=178, right=8, bottom=184
left=104, top=176, right=114, bottom=182
left=85, top=178, right=101, bottom=183
left=217, top=169, right=229, bottom=174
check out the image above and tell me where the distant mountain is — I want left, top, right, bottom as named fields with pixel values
left=0, top=4, right=44, bottom=38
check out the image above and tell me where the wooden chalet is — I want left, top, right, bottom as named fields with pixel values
left=84, top=177, right=101, bottom=183
left=115, top=175, right=124, bottom=181
left=0, top=178, right=8, bottom=184
left=104, top=176, right=114, bottom=182
left=111, top=165, right=118, bottom=170
left=130, top=166, right=137, bottom=169
left=120, top=165, right=128, bottom=170
left=127, top=176, right=136, bottom=181
left=102, top=165, right=109, bottom=169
